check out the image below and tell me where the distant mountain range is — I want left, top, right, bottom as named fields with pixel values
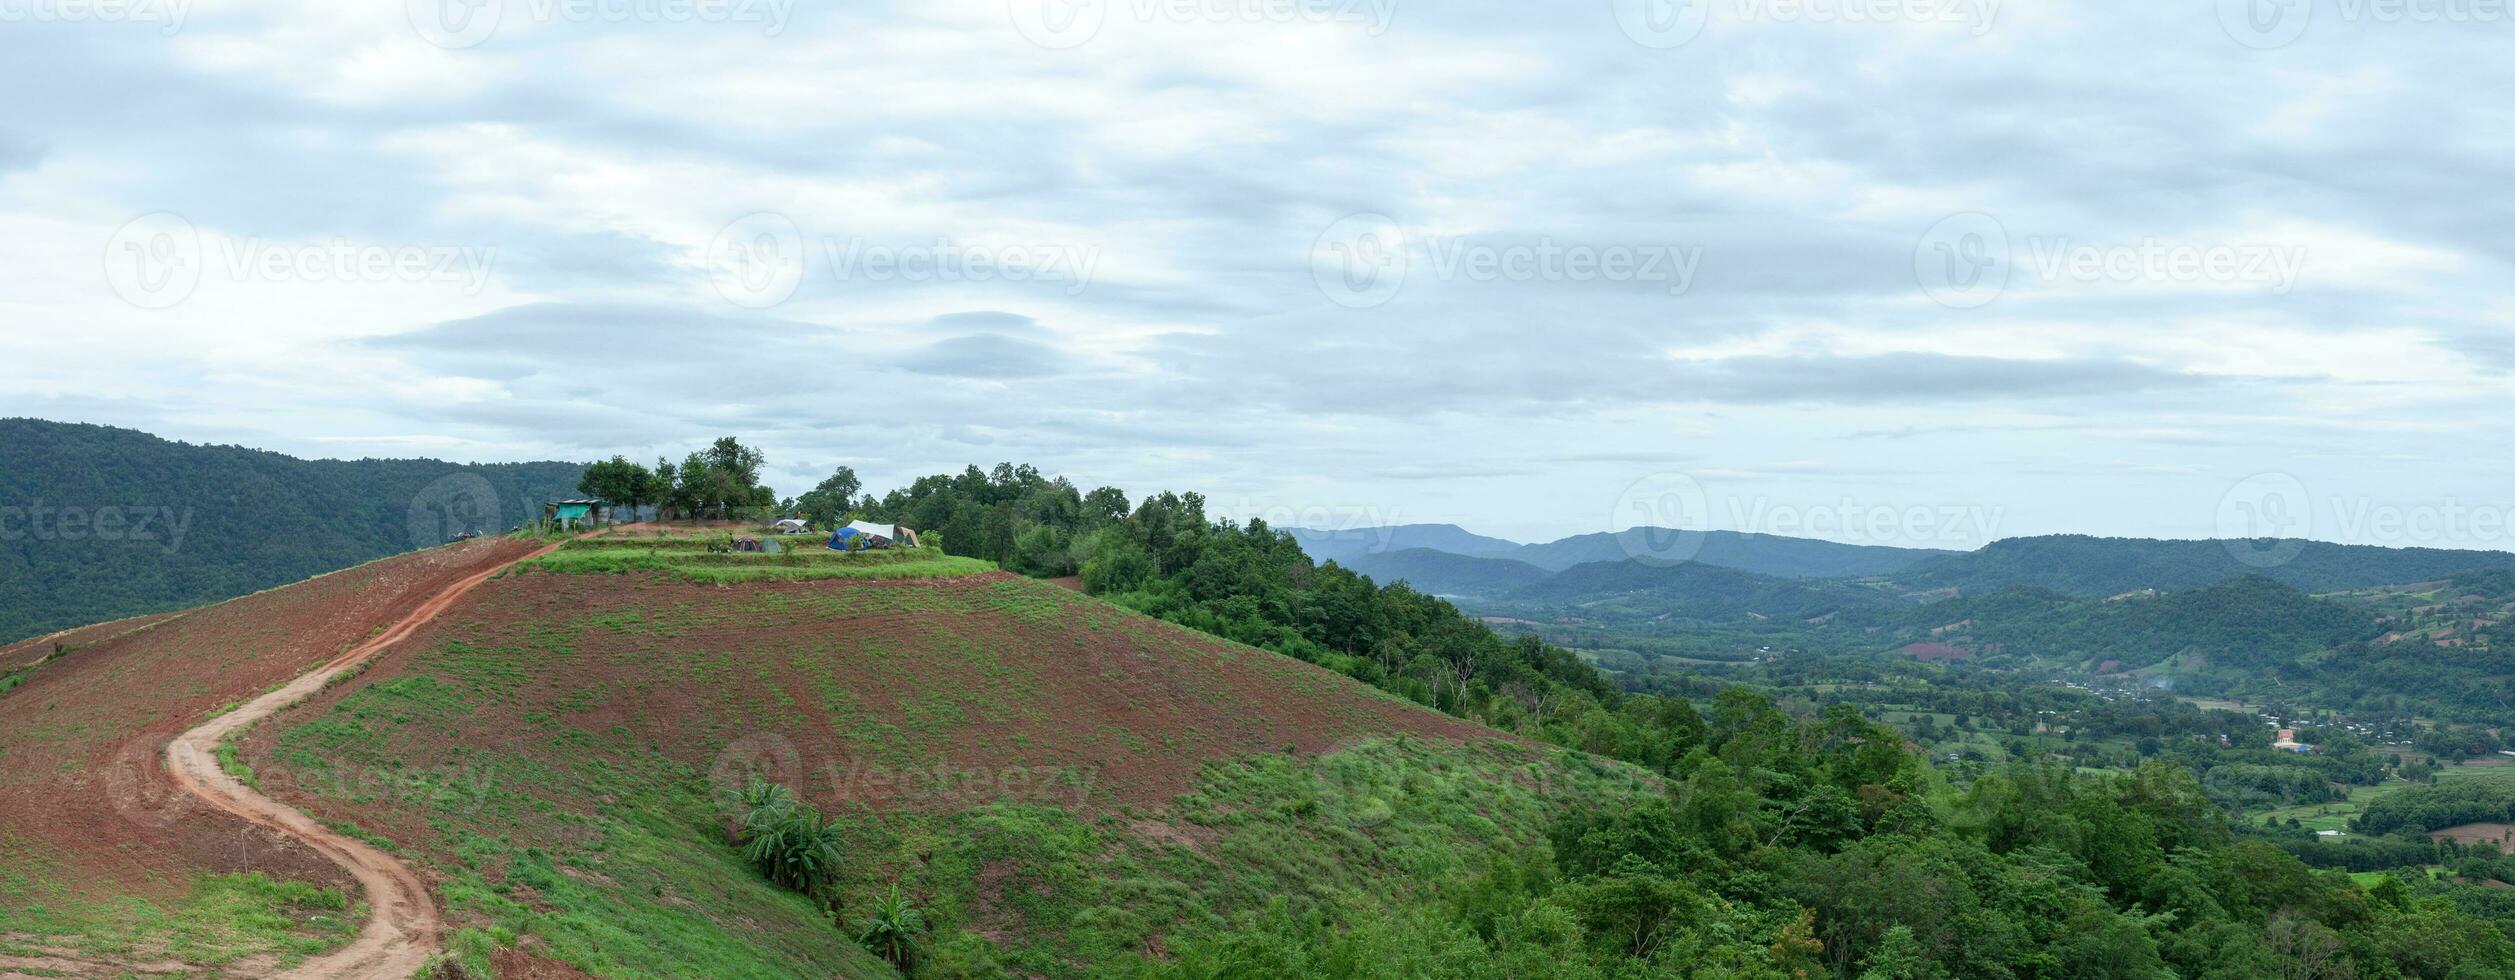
left=1293, top=523, right=2515, bottom=607
left=1286, top=523, right=1953, bottom=583
left=1894, top=534, right=2515, bottom=598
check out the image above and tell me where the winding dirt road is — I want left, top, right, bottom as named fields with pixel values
left=162, top=535, right=578, bottom=980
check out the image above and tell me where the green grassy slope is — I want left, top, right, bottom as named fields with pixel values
left=239, top=564, right=1641, bottom=977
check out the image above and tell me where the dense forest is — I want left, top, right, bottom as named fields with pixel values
left=0, top=419, right=587, bottom=642
left=852, top=462, right=2515, bottom=977
left=1898, top=533, right=2515, bottom=598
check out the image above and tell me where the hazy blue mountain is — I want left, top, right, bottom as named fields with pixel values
left=1283, top=523, right=1526, bottom=566
left=1512, top=529, right=1956, bottom=577
left=1290, top=523, right=1955, bottom=580
left=1503, top=558, right=1892, bottom=623
left=0, top=418, right=587, bottom=642
left=1341, top=548, right=1554, bottom=597
left=1896, top=534, right=2515, bottom=598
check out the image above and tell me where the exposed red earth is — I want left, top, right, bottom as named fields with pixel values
left=158, top=534, right=579, bottom=979
left=0, top=537, right=545, bottom=976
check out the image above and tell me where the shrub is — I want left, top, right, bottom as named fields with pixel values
left=855, top=883, right=928, bottom=970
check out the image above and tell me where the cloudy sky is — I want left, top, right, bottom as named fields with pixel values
left=2, top=0, right=2509, bottom=551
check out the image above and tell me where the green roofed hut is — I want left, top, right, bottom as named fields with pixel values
left=544, top=498, right=611, bottom=530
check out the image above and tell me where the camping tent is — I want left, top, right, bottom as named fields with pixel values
left=771, top=518, right=810, bottom=534
left=827, top=521, right=919, bottom=550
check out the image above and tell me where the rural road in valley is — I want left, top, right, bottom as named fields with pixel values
left=162, top=533, right=584, bottom=980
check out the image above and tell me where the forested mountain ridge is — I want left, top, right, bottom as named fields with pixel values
left=1853, top=575, right=2381, bottom=672
left=1504, top=558, right=1897, bottom=623
left=1341, top=547, right=1553, bottom=596
left=1898, top=533, right=2515, bottom=598
left=0, top=418, right=586, bottom=642
left=1290, top=523, right=1954, bottom=578
left=1282, top=523, right=1526, bottom=565
left=1512, top=528, right=1954, bottom=576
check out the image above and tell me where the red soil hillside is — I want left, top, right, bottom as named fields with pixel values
left=0, top=539, right=540, bottom=966
left=242, top=568, right=1493, bottom=817
left=223, top=565, right=1545, bottom=976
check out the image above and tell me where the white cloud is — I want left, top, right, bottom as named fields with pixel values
left=0, top=1, right=2505, bottom=545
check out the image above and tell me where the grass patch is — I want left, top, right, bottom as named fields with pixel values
left=0, top=869, right=360, bottom=971
left=519, top=542, right=994, bottom=584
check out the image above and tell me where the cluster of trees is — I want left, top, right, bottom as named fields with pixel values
left=574, top=438, right=779, bottom=522
left=1157, top=690, right=2515, bottom=977
left=2356, top=782, right=2515, bottom=837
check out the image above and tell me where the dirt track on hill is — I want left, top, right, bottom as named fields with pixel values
left=159, top=535, right=578, bottom=980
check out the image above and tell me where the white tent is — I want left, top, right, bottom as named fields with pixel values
left=842, top=520, right=895, bottom=541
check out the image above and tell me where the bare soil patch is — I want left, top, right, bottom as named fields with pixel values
left=2431, top=822, right=2515, bottom=852
left=0, top=538, right=540, bottom=910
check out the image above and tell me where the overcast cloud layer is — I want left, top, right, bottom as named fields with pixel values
left=2, top=0, right=2509, bottom=552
